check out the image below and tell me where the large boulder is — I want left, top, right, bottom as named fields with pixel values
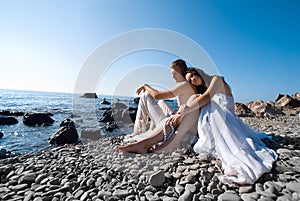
left=0, top=117, right=18, bottom=125
left=81, top=128, right=101, bottom=141
left=48, top=119, right=79, bottom=145
left=246, top=100, right=285, bottom=118
left=275, top=94, right=300, bottom=109
left=234, top=103, right=254, bottom=117
left=292, top=92, right=300, bottom=101
left=81, top=93, right=98, bottom=98
left=23, top=113, right=54, bottom=126
left=121, top=107, right=137, bottom=123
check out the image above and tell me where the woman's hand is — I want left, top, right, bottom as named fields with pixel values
left=166, top=113, right=182, bottom=129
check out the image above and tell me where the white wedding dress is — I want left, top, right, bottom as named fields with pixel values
left=193, top=93, right=277, bottom=185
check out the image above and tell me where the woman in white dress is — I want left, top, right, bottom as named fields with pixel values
left=117, top=67, right=277, bottom=185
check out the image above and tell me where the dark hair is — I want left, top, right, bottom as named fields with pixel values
left=171, top=59, right=188, bottom=75
left=185, top=68, right=207, bottom=94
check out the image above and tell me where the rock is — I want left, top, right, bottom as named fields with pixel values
left=105, top=121, right=118, bottom=132
left=178, top=190, right=193, bottom=201
left=112, top=102, right=128, bottom=110
left=275, top=94, right=300, bottom=108
left=98, top=113, right=114, bottom=123
left=148, top=170, right=165, bottom=187
left=239, top=185, right=253, bottom=194
left=81, top=93, right=98, bottom=98
left=19, top=173, right=37, bottom=184
left=292, top=92, right=300, bottom=101
left=0, top=148, right=8, bottom=159
left=234, top=103, right=255, bottom=117
left=133, top=97, right=140, bottom=104
left=0, top=116, right=18, bottom=125
left=112, top=189, right=130, bottom=198
left=286, top=181, right=300, bottom=194
left=23, top=113, right=54, bottom=126
left=246, top=100, right=285, bottom=117
left=100, top=98, right=110, bottom=105
left=218, top=192, right=242, bottom=201
left=81, top=128, right=101, bottom=141
left=241, top=192, right=259, bottom=201
left=0, top=131, right=3, bottom=138
left=121, top=107, right=137, bottom=123
left=48, top=119, right=79, bottom=145
left=0, top=110, right=24, bottom=116
left=60, top=118, right=75, bottom=128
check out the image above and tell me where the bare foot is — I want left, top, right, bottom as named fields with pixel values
left=115, top=142, right=148, bottom=154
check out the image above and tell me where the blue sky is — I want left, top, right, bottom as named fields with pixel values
left=0, top=0, right=299, bottom=103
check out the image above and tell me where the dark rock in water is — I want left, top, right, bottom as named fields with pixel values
left=0, top=148, right=8, bottom=159
left=0, top=131, right=3, bottom=138
left=234, top=103, right=254, bottom=117
left=60, top=118, right=75, bottom=128
left=100, top=98, right=111, bottom=105
left=0, top=110, right=24, bottom=116
left=0, top=117, right=18, bottom=125
left=98, top=113, right=114, bottom=123
left=134, top=97, right=140, bottom=104
left=81, top=128, right=101, bottom=141
left=48, top=119, right=78, bottom=145
left=105, top=121, right=118, bottom=132
left=81, top=93, right=98, bottom=98
left=23, top=113, right=55, bottom=126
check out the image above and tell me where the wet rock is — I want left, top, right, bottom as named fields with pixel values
left=48, top=119, right=79, bottom=145
left=0, top=110, right=24, bottom=116
left=0, top=116, right=18, bottom=125
left=81, top=93, right=98, bottom=98
left=23, top=113, right=54, bottom=126
left=100, top=98, right=110, bottom=105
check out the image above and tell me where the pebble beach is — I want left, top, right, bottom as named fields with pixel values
left=0, top=115, right=299, bottom=201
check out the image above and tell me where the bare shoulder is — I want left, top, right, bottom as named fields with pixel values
left=209, top=76, right=232, bottom=97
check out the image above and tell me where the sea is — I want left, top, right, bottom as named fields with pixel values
left=0, top=89, right=177, bottom=155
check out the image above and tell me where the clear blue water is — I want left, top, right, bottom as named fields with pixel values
left=0, top=89, right=177, bottom=154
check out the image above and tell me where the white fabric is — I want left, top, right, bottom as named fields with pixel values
left=132, top=92, right=172, bottom=135
left=194, top=93, right=277, bottom=185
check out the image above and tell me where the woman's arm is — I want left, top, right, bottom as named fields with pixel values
left=166, top=76, right=226, bottom=125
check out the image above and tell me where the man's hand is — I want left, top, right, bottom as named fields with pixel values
left=136, top=85, right=146, bottom=95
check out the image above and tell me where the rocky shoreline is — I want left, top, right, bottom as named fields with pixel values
left=0, top=115, right=299, bottom=201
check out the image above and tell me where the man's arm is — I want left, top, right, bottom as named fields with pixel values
left=137, top=82, right=191, bottom=100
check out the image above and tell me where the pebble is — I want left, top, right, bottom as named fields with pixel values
left=148, top=170, right=165, bottom=187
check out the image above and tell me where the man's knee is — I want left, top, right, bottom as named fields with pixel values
left=139, top=92, right=151, bottom=102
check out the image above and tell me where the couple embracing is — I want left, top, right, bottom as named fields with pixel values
left=116, top=59, right=277, bottom=186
